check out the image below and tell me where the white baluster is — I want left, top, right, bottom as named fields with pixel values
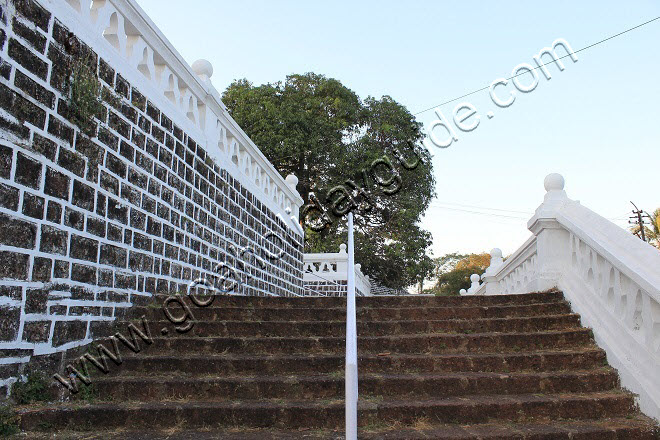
left=467, top=274, right=481, bottom=294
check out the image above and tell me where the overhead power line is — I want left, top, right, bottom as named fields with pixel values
left=414, top=16, right=660, bottom=115
left=430, top=204, right=528, bottom=220
left=432, top=201, right=532, bottom=215
left=431, top=203, right=634, bottom=223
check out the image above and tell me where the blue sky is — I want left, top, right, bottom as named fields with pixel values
left=136, top=0, right=659, bottom=257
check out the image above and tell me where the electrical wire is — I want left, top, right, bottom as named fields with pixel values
left=414, top=16, right=660, bottom=115
left=432, top=201, right=532, bottom=215
left=430, top=204, right=641, bottom=224
left=429, top=204, right=529, bottom=219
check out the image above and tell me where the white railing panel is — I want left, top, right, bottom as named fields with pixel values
left=471, top=173, right=660, bottom=421
left=303, top=245, right=371, bottom=297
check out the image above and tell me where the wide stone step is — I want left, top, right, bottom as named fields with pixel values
left=90, top=314, right=582, bottom=339
left=127, top=301, right=573, bottom=322
left=109, top=328, right=593, bottom=355
left=69, top=370, right=619, bottom=402
left=100, top=348, right=608, bottom=377
left=18, top=392, right=637, bottom=432
left=145, top=290, right=565, bottom=309
left=19, top=416, right=660, bottom=439
left=359, top=417, right=660, bottom=440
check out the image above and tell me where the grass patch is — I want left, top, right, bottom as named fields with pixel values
left=72, top=382, right=100, bottom=403
left=410, top=417, right=433, bottom=430
left=361, top=420, right=390, bottom=432
left=0, top=405, right=19, bottom=437
left=10, top=372, right=50, bottom=405
left=36, top=421, right=53, bottom=431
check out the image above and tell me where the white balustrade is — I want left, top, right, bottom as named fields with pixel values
left=52, top=0, right=303, bottom=231
left=466, top=173, right=660, bottom=421
left=303, top=245, right=371, bottom=296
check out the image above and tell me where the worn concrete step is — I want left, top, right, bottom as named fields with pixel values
left=108, top=328, right=594, bottom=355
left=145, top=290, right=565, bottom=309
left=67, top=370, right=619, bottom=402
left=98, top=348, right=608, bottom=377
left=90, top=314, right=582, bottom=340
left=18, top=392, right=637, bottom=432
left=17, top=415, right=660, bottom=439
left=127, top=301, right=573, bottom=322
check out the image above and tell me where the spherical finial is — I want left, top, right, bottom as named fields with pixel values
left=355, top=264, right=361, bottom=271
left=470, top=274, right=480, bottom=283
left=490, top=248, right=503, bottom=258
left=285, top=206, right=292, bottom=215
left=339, top=244, right=347, bottom=253
left=459, top=289, right=467, bottom=295
left=285, top=174, right=299, bottom=189
left=544, top=173, right=565, bottom=192
left=192, top=59, right=213, bottom=81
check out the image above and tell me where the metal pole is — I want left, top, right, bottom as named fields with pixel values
left=345, top=212, right=358, bottom=440
left=638, top=211, right=647, bottom=242
left=630, top=202, right=648, bottom=242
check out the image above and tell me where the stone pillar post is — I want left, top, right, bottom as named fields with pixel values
left=527, top=173, right=571, bottom=291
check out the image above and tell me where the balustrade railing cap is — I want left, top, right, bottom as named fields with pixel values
left=543, top=173, right=568, bottom=202
left=544, top=173, right=565, bottom=192
left=285, top=174, right=299, bottom=190
left=192, top=59, right=213, bottom=82
left=530, top=173, right=569, bottom=229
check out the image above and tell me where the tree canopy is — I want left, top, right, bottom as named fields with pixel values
left=425, top=252, right=491, bottom=296
left=222, top=73, right=436, bottom=289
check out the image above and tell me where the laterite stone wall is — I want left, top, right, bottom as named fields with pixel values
left=0, top=0, right=304, bottom=396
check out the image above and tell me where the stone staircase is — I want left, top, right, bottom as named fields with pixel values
left=14, top=291, right=659, bottom=439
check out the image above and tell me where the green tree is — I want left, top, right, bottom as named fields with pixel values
left=223, top=73, right=435, bottom=289
left=425, top=252, right=491, bottom=296
left=432, top=253, right=469, bottom=278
